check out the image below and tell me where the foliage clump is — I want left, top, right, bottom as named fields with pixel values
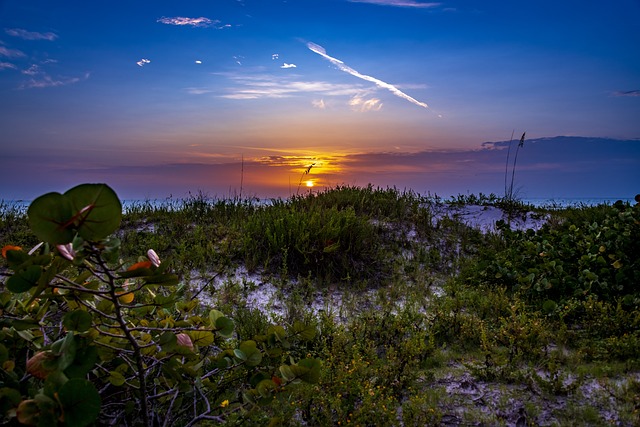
left=0, top=184, right=320, bottom=426
left=2, top=184, right=639, bottom=426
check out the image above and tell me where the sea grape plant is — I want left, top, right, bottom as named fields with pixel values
left=0, top=183, right=320, bottom=426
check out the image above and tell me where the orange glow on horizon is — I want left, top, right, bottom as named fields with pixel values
left=305, top=180, right=314, bottom=187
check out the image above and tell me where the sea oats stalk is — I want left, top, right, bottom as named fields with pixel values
left=505, top=132, right=526, bottom=201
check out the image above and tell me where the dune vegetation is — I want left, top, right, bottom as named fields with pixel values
left=1, top=184, right=639, bottom=426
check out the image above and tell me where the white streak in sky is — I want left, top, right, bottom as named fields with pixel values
left=157, top=17, right=229, bottom=28
left=348, top=0, right=441, bottom=7
left=281, top=63, right=297, bottom=69
left=5, top=28, right=58, bottom=41
left=195, top=60, right=202, bottom=64
left=0, top=61, right=17, bottom=70
left=158, top=17, right=212, bottom=26
left=137, top=58, right=151, bottom=67
left=307, top=41, right=430, bottom=110
left=0, top=46, right=26, bottom=58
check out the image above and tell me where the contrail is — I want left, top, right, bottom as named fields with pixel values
left=307, top=41, right=433, bottom=111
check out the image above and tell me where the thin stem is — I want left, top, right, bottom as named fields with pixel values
left=96, top=255, right=152, bottom=427
left=504, top=130, right=515, bottom=198
left=508, top=132, right=526, bottom=201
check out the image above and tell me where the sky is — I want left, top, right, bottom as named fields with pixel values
left=1, top=0, right=639, bottom=201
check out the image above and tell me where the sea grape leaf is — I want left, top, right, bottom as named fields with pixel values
left=64, top=184, right=122, bottom=241
left=28, top=192, right=74, bottom=244
left=27, top=184, right=121, bottom=245
left=6, top=265, right=41, bottom=293
left=62, top=310, right=93, bottom=333
left=57, top=378, right=101, bottom=427
left=188, top=331, right=214, bottom=347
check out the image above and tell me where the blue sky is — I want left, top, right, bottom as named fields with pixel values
left=1, top=0, right=639, bottom=200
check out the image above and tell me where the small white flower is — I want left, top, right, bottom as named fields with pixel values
left=57, top=244, right=75, bottom=261
left=147, top=249, right=161, bottom=267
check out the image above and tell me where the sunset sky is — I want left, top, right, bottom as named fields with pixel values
left=1, top=0, right=639, bottom=201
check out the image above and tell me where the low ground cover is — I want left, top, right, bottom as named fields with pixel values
left=1, top=185, right=638, bottom=426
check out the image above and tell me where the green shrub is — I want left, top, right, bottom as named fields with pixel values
left=0, top=184, right=320, bottom=426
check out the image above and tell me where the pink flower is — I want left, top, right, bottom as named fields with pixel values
left=176, top=333, right=194, bottom=350
left=57, top=244, right=75, bottom=261
left=147, top=249, right=161, bottom=267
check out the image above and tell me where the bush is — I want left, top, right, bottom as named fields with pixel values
left=0, top=184, right=320, bottom=426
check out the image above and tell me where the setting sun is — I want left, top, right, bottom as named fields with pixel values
left=305, top=180, right=314, bottom=187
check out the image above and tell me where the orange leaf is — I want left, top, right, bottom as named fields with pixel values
left=127, top=261, right=152, bottom=271
left=1, top=245, right=22, bottom=258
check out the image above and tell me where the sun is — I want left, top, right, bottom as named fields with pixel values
left=305, top=180, right=314, bottom=187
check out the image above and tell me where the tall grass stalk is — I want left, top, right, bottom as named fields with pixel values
left=505, top=132, right=526, bottom=201
left=504, top=130, right=515, bottom=198
left=297, top=162, right=315, bottom=195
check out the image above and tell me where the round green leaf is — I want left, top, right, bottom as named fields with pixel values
left=6, top=265, right=42, bottom=293
left=57, top=378, right=101, bottom=427
left=256, top=379, right=277, bottom=398
left=295, top=358, right=321, bottom=384
left=58, top=378, right=101, bottom=427
left=188, top=330, right=214, bottom=347
left=28, top=192, right=74, bottom=244
left=62, top=310, right=93, bottom=333
left=215, top=316, right=235, bottom=338
left=64, top=184, right=122, bottom=241
left=108, top=371, right=126, bottom=387
left=239, top=340, right=262, bottom=367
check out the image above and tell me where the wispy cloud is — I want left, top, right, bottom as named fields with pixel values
left=349, top=95, right=383, bottom=112
left=186, top=87, right=214, bottom=95
left=5, top=28, right=58, bottom=41
left=0, top=61, right=17, bottom=70
left=307, top=41, right=436, bottom=112
left=19, top=72, right=89, bottom=89
left=221, top=74, right=363, bottom=99
left=281, top=63, right=297, bottom=69
left=312, top=99, right=326, bottom=109
left=0, top=46, right=26, bottom=58
left=348, top=0, right=441, bottom=8
left=21, top=64, right=40, bottom=75
left=157, top=16, right=230, bottom=29
left=136, top=58, right=151, bottom=67
left=613, top=90, right=640, bottom=97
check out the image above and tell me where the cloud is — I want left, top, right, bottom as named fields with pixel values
left=312, top=99, right=326, bottom=109
left=21, top=64, right=40, bottom=75
left=5, top=28, right=58, bottom=41
left=157, top=16, right=230, bottom=29
left=272, top=54, right=279, bottom=60
left=307, top=41, right=434, bottom=112
left=137, top=58, right=151, bottom=67
left=0, top=61, right=17, bottom=70
left=221, top=73, right=364, bottom=99
left=186, top=87, right=214, bottom=95
left=195, top=60, right=202, bottom=64
left=19, top=72, right=90, bottom=89
left=613, top=90, right=640, bottom=97
left=349, top=95, right=383, bottom=112
left=281, top=63, right=297, bottom=69
left=0, top=46, right=26, bottom=58
left=348, top=0, right=441, bottom=7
